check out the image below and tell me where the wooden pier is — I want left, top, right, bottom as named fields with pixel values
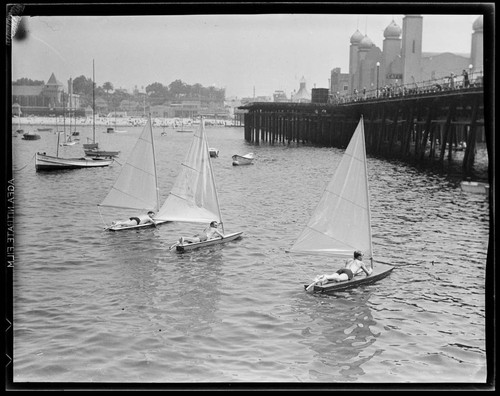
left=240, top=87, right=488, bottom=177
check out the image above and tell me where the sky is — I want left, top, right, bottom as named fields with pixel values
left=10, top=5, right=485, bottom=99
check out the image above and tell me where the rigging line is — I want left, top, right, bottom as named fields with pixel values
left=13, top=152, right=36, bottom=172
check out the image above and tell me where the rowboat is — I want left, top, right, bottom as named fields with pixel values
left=209, top=148, right=219, bottom=158
left=22, top=132, right=41, bottom=140
left=460, top=181, right=489, bottom=194
left=232, top=152, right=254, bottom=166
left=290, top=116, right=394, bottom=294
left=84, top=148, right=120, bottom=158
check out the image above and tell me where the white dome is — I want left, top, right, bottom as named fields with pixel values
left=350, top=29, right=364, bottom=44
left=359, top=35, right=373, bottom=49
left=384, top=20, right=402, bottom=38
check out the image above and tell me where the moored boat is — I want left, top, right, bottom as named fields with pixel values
left=232, top=152, right=254, bottom=166
left=84, top=148, right=120, bottom=158
left=460, top=180, right=489, bottom=194
left=35, top=152, right=113, bottom=171
left=209, top=148, right=219, bottom=158
left=22, top=132, right=41, bottom=140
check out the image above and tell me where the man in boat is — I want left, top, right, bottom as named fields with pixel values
left=178, top=221, right=224, bottom=245
left=111, top=211, right=156, bottom=228
left=306, top=251, right=372, bottom=292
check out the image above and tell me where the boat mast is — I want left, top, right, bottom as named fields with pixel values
left=92, top=59, right=96, bottom=144
left=202, top=117, right=225, bottom=234
left=360, top=115, right=374, bottom=264
left=149, top=113, right=161, bottom=212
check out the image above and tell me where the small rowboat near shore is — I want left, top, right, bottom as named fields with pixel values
left=460, top=180, right=489, bottom=194
left=232, top=152, right=254, bottom=166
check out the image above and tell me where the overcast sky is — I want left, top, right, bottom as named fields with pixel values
left=10, top=7, right=485, bottom=98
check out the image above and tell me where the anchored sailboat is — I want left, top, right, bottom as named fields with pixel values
left=289, top=116, right=394, bottom=294
left=155, top=118, right=243, bottom=251
left=83, top=60, right=120, bottom=158
left=98, top=115, right=169, bottom=231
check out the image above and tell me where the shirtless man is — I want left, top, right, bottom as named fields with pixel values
left=111, top=211, right=156, bottom=228
left=305, top=251, right=372, bottom=292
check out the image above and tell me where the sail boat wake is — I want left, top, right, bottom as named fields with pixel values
left=155, top=118, right=243, bottom=251
left=289, top=116, right=394, bottom=294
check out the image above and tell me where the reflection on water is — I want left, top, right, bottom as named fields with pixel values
left=11, top=125, right=489, bottom=384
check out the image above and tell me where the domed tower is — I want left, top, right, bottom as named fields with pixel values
left=382, top=20, right=402, bottom=87
left=356, top=35, right=374, bottom=91
left=401, top=15, right=423, bottom=86
left=349, top=29, right=364, bottom=92
left=470, top=15, right=483, bottom=73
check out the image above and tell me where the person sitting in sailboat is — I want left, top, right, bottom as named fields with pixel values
left=306, top=250, right=372, bottom=292
left=178, top=221, right=224, bottom=245
left=111, top=211, right=156, bottom=228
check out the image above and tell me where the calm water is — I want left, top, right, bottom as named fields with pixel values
left=9, top=123, right=490, bottom=386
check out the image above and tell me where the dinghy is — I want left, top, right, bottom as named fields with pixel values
left=155, top=118, right=243, bottom=251
left=232, top=152, right=254, bottom=166
left=99, top=115, right=169, bottom=231
left=289, top=116, right=394, bottom=294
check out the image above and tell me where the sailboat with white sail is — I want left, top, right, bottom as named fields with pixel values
left=98, top=115, right=169, bottom=231
left=155, top=118, right=243, bottom=251
left=289, top=116, right=394, bottom=294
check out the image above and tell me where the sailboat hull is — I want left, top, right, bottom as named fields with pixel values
left=107, top=220, right=169, bottom=231
left=35, top=153, right=113, bottom=171
left=176, top=232, right=243, bottom=252
left=304, top=263, right=394, bottom=294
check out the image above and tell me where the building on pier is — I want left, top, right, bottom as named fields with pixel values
left=331, top=15, right=483, bottom=98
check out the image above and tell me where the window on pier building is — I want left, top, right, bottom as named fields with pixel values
left=412, top=40, right=415, bottom=53
left=343, top=85, right=348, bottom=91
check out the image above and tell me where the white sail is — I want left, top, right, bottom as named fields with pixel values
left=289, top=117, right=373, bottom=259
left=155, top=119, right=222, bottom=224
left=99, top=117, right=160, bottom=211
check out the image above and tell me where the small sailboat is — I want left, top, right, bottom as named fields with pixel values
left=155, top=118, right=243, bottom=251
left=289, top=116, right=394, bottom=294
left=83, top=60, right=120, bottom=158
left=98, top=115, right=169, bottom=231
left=232, top=152, right=254, bottom=166
left=35, top=131, right=113, bottom=172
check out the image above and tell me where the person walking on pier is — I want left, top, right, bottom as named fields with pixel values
left=462, top=69, right=470, bottom=88
left=449, top=73, right=456, bottom=89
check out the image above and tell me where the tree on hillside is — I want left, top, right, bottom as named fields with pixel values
left=72, top=75, right=94, bottom=97
left=13, top=78, right=45, bottom=86
left=103, top=81, right=114, bottom=94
